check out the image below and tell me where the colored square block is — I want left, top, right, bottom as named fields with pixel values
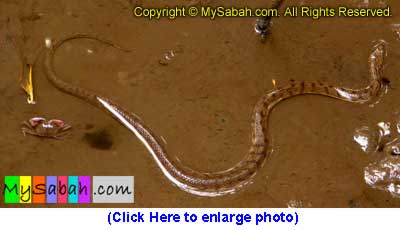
left=4, top=176, right=19, bottom=204
left=68, top=176, right=78, bottom=203
left=46, top=176, right=57, bottom=204
left=32, top=176, right=46, bottom=204
left=78, top=176, right=91, bottom=203
left=19, top=176, right=31, bottom=203
left=58, top=176, right=68, bottom=204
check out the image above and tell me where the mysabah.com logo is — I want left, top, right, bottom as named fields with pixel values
left=2, top=176, right=134, bottom=204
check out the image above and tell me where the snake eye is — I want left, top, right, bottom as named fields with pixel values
left=29, top=117, right=46, bottom=127
left=49, top=119, right=65, bottom=128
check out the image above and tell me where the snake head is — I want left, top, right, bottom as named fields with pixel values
left=369, top=39, right=388, bottom=83
left=382, top=137, right=400, bottom=157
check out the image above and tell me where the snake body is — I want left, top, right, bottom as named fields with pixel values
left=44, top=35, right=387, bottom=196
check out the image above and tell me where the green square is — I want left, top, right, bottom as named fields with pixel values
left=4, top=176, right=19, bottom=203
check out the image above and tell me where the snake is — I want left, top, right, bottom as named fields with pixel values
left=43, top=34, right=387, bottom=197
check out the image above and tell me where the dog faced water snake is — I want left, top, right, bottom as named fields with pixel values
left=44, top=34, right=387, bottom=196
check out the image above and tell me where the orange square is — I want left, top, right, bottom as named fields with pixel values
left=32, top=176, right=46, bottom=204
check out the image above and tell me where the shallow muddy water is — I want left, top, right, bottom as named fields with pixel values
left=1, top=0, right=400, bottom=207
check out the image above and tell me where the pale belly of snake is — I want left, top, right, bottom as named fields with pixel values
left=43, top=35, right=387, bottom=197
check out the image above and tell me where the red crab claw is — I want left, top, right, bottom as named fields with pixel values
left=49, top=119, right=66, bottom=128
left=29, top=117, right=46, bottom=127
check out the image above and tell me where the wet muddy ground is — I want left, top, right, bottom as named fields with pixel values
left=1, top=0, right=400, bottom=207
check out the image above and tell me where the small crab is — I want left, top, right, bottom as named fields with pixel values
left=21, top=117, right=71, bottom=138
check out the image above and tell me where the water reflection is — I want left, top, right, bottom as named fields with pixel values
left=353, top=126, right=382, bottom=154
left=365, top=154, right=400, bottom=198
left=354, top=120, right=400, bottom=198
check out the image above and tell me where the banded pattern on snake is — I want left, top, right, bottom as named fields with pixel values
left=43, top=35, right=387, bottom=196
